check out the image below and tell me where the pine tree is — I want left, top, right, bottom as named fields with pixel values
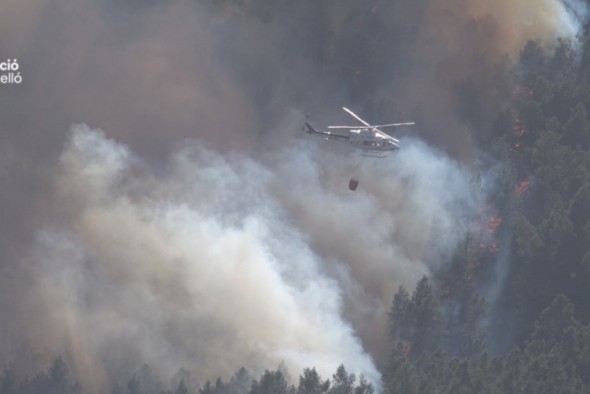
left=250, top=370, right=292, bottom=394
left=389, top=286, right=412, bottom=342
left=409, top=276, right=443, bottom=356
left=328, top=365, right=355, bottom=394
left=297, top=368, right=329, bottom=394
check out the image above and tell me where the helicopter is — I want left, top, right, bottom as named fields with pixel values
left=304, top=107, right=414, bottom=156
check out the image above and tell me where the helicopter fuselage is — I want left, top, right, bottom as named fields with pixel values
left=348, top=129, right=399, bottom=151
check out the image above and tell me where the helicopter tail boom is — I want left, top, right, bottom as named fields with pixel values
left=304, top=122, right=350, bottom=140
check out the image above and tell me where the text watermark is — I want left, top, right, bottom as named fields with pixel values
left=0, top=59, right=22, bottom=84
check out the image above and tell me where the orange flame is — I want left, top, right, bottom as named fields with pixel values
left=487, top=216, right=502, bottom=235
left=513, top=122, right=527, bottom=137
left=516, top=178, right=531, bottom=197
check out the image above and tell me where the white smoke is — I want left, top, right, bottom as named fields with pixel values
left=562, top=0, right=590, bottom=37
left=27, top=124, right=477, bottom=392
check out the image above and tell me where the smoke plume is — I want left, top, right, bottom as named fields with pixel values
left=0, top=0, right=587, bottom=391
left=25, top=121, right=474, bottom=389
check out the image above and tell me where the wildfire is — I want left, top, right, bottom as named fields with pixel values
left=474, top=206, right=503, bottom=237
left=455, top=192, right=506, bottom=290
left=478, top=242, right=498, bottom=253
left=516, top=178, right=531, bottom=197
left=512, top=119, right=528, bottom=151
left=487, top=216, right=502, bottom=235
left=513, top=120, right=527, bottom=137
left=489, top=242, right=499, bottom=253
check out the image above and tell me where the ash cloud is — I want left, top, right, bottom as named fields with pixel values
left=0, top=0, right=587, bottom=392
left=33, top=122, right=471, bottom=391
left=380, top=0, right=588, bottom=160
left=33, top=126, right=382, bottom=390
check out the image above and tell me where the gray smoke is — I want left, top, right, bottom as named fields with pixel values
left=26, top=124, right=473, bottom=391
left=0, top=0, right=586, bottom=392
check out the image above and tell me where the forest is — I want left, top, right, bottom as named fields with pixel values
left=3, top=1, right=590, bottom=393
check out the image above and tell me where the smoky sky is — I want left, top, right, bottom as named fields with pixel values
left=0, top=0, right=587, bottom=392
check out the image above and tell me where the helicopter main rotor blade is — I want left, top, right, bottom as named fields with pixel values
left=342, top=107, right=371, bottom=127
left=327, top=125, right=365, bottom=129
left=328, top=122, right=414, bottom=129
left=371, top=122, right=415, bottom=127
